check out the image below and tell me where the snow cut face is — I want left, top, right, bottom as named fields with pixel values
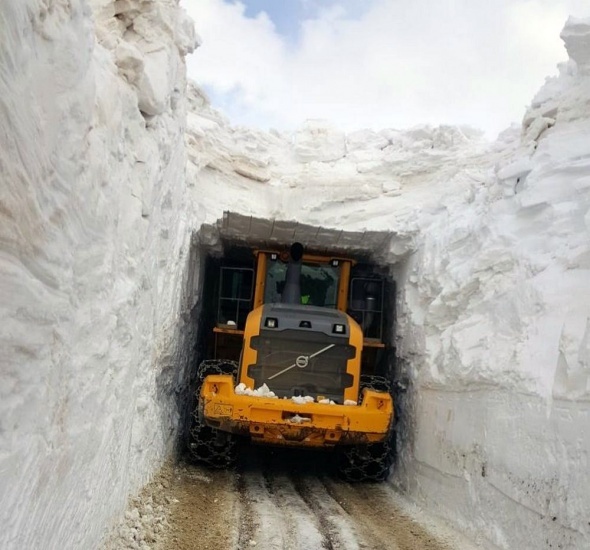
left=561, top=17, right=590, bottom=72
left=1, top=1, right=197, bottom=549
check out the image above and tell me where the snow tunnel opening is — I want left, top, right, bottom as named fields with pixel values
left=175, top=212, right=416, bottom=467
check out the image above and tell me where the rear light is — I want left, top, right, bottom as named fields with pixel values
left=265, top=317, right=278, bottom=328
left=333, top=323, right=346, bottom=334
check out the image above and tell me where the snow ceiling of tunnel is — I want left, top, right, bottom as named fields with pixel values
left=197, top=211, right=401, bottom=263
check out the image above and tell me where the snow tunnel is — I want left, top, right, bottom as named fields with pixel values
left=175, top=211, right=415, bottom=459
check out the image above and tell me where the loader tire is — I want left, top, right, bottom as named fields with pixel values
left=338, top=375, right=395, bottom=482
left=189, top=360, right=239, bottom=469
left=359, top=374, right=391, bottom=393
left=337, top=436, right=395, bottom=482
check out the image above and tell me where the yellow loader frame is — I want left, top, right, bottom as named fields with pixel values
left=201, top=374, right=393, bottom=447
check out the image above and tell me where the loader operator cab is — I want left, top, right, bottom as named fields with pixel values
left=264, top=256, right=340, bottom=308
left=211, top=243, right=386, bottom=375
left=234, top=243, right=361, bottom=403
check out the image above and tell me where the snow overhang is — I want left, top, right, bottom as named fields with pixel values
left=198, top=211, right=396, bottom=263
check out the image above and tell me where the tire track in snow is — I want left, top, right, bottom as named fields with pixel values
left=236, top=468, right=256, bottom=549
left=238, top=448, right=359, bottom=550
left=322, top=478, right=452, bottom=550
left=262, top=470, right=325, bottom=549
left=291, top=474, right=362, bottom=550
left=236, top=464, right=285, bottom=549
left=236, top=449, right=327, bottom=549
left=154, top=451, right=458, bottom=549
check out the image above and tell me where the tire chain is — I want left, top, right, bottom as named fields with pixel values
left=189, top=360, right=239, bottom=468
left=359, top=374, right=391, bottom=393
left=338, top=374, right=395, bottom=482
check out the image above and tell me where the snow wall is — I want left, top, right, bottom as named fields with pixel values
left=1, top=1, right=589, bottom=549
left=393, top=19, right=590, bottom=547
left=0, top=1, right=197, bottom=548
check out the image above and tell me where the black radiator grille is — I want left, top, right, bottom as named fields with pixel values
left=247, top=330, right=355, bottom=402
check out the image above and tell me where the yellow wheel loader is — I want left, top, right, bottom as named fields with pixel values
left=189, top=242, right=396, bottom=481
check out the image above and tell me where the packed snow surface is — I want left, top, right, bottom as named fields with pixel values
left=1, top=2, right=589, bottom=549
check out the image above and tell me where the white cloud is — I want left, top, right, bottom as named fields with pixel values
left=184, top=0, right=590, bottom=137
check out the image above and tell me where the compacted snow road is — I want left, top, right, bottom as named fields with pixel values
left=139, top=447, right=461, bottom=550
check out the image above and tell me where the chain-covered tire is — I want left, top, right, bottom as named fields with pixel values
left=188, top=360, right=239, bottom=469
left=338, top=374, right=395, bottom=482
left=359, top=374, right=391, bottom=393
left=337, top=435, right=395, bottom=482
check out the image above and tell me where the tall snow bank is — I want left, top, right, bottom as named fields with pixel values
left=561, top=16, right=590, bottom=73
left=185, top=87, right=488, bottom=250
left=393, top=17, right=590, bottom=549
left=0, top=1, right=196, bottom=548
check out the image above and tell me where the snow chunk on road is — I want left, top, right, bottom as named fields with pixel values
left=291, top=395, right=315, bottom=404
left=235, top=383, right=277, bottom=398
left=234, top=385, right=337, bottom=404
left=288, top=414, right=312, bottom=424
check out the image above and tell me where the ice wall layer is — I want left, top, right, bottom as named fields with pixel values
left=0, top=1, right=196, bottom=548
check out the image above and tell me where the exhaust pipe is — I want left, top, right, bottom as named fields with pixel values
left=281, top=242, right=304, bottom=305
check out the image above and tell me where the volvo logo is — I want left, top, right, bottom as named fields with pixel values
left=295, top=355, right=309, bottom=368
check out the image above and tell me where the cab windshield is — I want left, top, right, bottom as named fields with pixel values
left=264, top=259, right=340, bottom=308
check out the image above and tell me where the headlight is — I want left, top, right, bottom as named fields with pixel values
left=265, top=317, right=278, bottom=328
left=332, top=323, right=346, bottom=334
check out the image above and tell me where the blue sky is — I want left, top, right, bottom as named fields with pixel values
left=240, top=0, right=308, bottom=41
left=239, top=0, right=373, bottom=43
left=184, top=0, right=590, bottom=138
